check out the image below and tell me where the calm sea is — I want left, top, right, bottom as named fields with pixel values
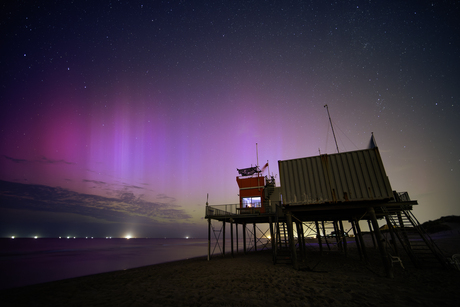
left=0, top=237, right=208, bottom=289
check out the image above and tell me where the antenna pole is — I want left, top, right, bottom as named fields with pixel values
left=256, top=143, right=259, bottom=168
left=256, top=143, right=260, bottom=190
left=324, top=104, right=340, bottom=153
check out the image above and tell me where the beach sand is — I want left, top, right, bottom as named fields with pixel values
left=2, top=231, right=460, bottom=307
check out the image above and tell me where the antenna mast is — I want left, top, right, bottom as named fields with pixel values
left=256, top=143, right=259, bottom=168
left=324, top=104, right=340, bottom=153
left=256, top=143, right=260, bottom=191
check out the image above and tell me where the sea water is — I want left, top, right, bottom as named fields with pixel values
left=0, top=237, right=208, bottom=289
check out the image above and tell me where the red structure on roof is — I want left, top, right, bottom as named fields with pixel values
left=236, top=174, right=266, bottom=214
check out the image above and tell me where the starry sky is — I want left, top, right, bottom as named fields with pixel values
left=1, top=0, right=459, bottom=238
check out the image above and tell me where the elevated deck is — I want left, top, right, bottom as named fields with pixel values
left=204, top=192, right=448, bottom=278
left=205, top=193, right=417, bottom=224
left=205, top=203, right=278, bottom=223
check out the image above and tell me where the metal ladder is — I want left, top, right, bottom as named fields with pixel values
left=273, top=219, right=292, bottom=264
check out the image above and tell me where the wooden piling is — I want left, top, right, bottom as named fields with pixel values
left=355, top=218, right=368, bottom=262
left=286, top=212, right=298, bottom=270
left=339, top=220, right=347, bottom=255
left=368, top=219, right=377, bottom=249
left=222, top=220, right=226, bottom=256
left=368, top=207, right=393, bottom=278
left=384, top=214, right=399, bottom=257
left=315, top=220, right=323, bottom=255
left=230, top=221, right=234, bottom=257
left=351, top=220, right=362, bottom=260
left=299, top=221, right=306, bottom=260
left=243, top=223, right=247, bottom=254
left=207, top=218, right=211, bottom=261
left=236, top=222, right=239, bottom=254
left=333, top=221, right=342, bottom=251
left=269, top=216, right=276, bottom=263
left=322, top=221, right=331, bottom=250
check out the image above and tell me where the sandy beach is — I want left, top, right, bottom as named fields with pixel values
left=2, top=230, right=460, bottom=307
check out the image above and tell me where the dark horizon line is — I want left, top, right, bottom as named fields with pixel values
left=1, top=236, right=206, bottom=239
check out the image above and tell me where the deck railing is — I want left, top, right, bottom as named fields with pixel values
left=205, top=202, right=281, bottom=217
left=205, top=204, right=239, bottom=217
left=391, top=191, right=411, bottom=202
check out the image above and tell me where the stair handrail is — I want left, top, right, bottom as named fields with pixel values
left=403, top=209, right=449, bottom=268
left=381, top=206, right=418, bottom=265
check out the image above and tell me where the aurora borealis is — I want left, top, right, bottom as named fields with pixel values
left=1, top=1, right=459, bottom=238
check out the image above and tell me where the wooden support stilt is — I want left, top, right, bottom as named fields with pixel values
left=355, top=218, right=368, bottom=262
left=253, top=223, right=257, bottom=252
left=384, top=214, right=399, bottom=257
left=269, top=216, right=276, bottom=264
left=295, top=222, right=302, bottom=259
left=339, top=220, right=347, bottom=255
left=236, top=222, right=239, bottom=254
left=230, top=221, right=234, bottom=258
left=333, top=221, right=342, bottom=251
left=322, top=221, right=331, bottom=250
left=299, top=221, right=306, bottom=260
left=274, top=215, right=280, bottom=263
left=243, top=223, right=247, bottom=254
left=315, top=220, right=323, bottom=255
left=286, top=212, right=298, bottom=270
left=222, top=220, right=226, bottom=257
left=351, top=220, right=363, bottom=260
left=207, top=218, right=211, bottom=261
left=368, top=219, right=377, bottom=249
left=368, top=207, right=393, bottom=278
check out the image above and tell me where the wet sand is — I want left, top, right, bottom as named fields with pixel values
left=2, top=230, right=460, bottom=307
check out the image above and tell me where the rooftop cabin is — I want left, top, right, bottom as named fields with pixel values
left=205, top=136, right=448, bottom=276
left=236, top=165, right=279, bottom=214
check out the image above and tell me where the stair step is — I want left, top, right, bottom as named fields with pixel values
left=381, top=207, right=449, bottom=269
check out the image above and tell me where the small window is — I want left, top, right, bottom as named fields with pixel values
left=242, top=196, right=261, bottom=208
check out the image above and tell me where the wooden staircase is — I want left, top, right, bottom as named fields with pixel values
left=382, top=205, right=448, bottom=268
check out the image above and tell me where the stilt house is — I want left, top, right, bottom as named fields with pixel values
left=205, top=136, right=448, bottom=277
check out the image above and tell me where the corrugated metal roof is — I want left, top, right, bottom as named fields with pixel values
left=278, top=147, right=393, bottom=205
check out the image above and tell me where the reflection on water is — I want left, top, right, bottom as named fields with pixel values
left=0, top=238, right=207, bottom=289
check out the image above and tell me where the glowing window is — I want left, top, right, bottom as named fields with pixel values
left=242, top=196, right=261, bottom=208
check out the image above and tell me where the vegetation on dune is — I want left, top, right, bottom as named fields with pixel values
left=421, top=215, right=460, bottom=234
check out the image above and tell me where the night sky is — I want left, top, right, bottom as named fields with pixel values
left=1, top=1, right=459, bottom=238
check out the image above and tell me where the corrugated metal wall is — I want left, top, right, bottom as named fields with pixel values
left=278, top=148, right=393, bottom=205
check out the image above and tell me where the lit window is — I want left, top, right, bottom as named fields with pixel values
left=242, top=196, right=261, bottom=208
